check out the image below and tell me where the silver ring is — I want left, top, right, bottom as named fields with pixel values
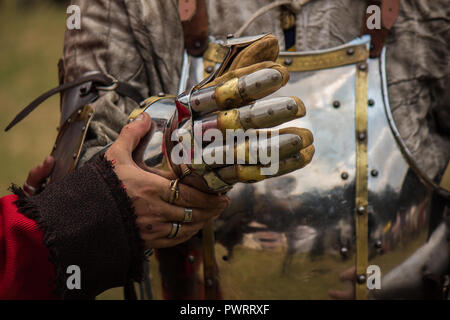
left=183, top=208, right=193, bottom=223
left=167, top=222, right=181, bottom=239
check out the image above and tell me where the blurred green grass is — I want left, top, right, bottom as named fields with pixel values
left=0, top=0, right=64, bottom=195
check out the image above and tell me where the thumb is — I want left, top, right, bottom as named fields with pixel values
left=109, top=112, right=152, bottom=163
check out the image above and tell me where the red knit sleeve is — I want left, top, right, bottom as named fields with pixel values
left=0, top=194, right=57, bottom=300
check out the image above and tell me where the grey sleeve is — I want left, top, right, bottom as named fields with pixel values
left=61, top=0, right=184, bottom=165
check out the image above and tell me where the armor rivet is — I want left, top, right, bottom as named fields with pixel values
left=341, top=172, right=349, bottom=180
left=227, top=34, right=234, bottom=39
left=72, top=153, right=77, bottom=159
left=340, top=247, right=348, bottom=257
left=284, top=58, right=293, bottom=66
left=375, top=240, right=383, bottom=249
left=368, top=99, right=375, bottom=106
left=194, top=41, right=201, bottom=48
left=195, top=99, right=200, bottom=106
left=158, top=92, right=165, bottom=97
left=205, top=66, right=213, bottom=73
left=82, top=126, right=86, bottom=131
left=205, top=278, right=214, bottom=287
left=188, top=255, right=195, bottom=263
left=357, top=206, right=366, bottom=215
left=268, top=109, right=274, bottom=116
left=287, top=103, right=294, bottom=111
left=371, top=169, right=379, bottom=177
left=271, top=74, right=280, bottom=81
left=357, top=274, right=366, bottom=284
left=245, top=117, right=251, bottom=123
left=53, top=144, right=57, bottom=150
left=78, top=109, right=82, bottom=115
left=88, top=112, right=93, bottom=117
left=67, top=118, right=72, bottom=124
left=333, top=101, right=340, bottom=108
left=359, top=63, right=368, bottom=71
left=358, top=132, right=366, bottom=141
left=347, top=48, right=355, bottom=56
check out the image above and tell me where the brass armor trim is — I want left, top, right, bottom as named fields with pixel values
left=128, top=95, right=176, bottom=122
left=355, top=61, right=369, bottom=300
left=203, top=43, right=229, bottom=79
left=277, top=44, right=369, bottom=72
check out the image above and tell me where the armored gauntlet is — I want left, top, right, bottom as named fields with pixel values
left=128, top=34, right=314, bottom=193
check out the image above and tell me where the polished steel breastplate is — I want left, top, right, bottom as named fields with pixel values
left=150, top=36, right=432, bottom=299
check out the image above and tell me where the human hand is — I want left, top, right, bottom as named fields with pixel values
left=23, top=156, right=55, bottom=196
left=105, top=112, right=230, bottom=248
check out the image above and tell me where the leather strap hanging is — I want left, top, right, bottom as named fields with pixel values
left=4, top=72, right=144, bottom=132
left=179, top=0, right=209, bottom=57
left=362, top=0, right=400, bottom=58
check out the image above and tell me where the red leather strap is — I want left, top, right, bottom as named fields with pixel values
left=178, top=0, right=197, bottom=22
left=180, top=0, right=209, bottom=57
left=362, top=0, right=400, bottom=58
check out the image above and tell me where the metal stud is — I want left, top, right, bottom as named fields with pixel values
left=368, top=99, right=375, bottom=107
left=78, top=109, right=83, bottom=115
left=158, top=92, right=165, bottom=97
left=371, top=169, right=379, bottom=177
left=205, top=66, right=213, bottom=73
left=72, top=153, right=77, bottom=159
left=284, top=58, right=293, bottom=66
left=67, top=118, right=72, bottom=124
left=205, top=278, right=214, bottom=287
left=375, top=240, right=382, bottom=249
left=227, top=34, right=234, bottom=39
left=359, top=63, right=368, bottom=71
left=347, top=48, right=355, bottom=56
left=81, top=126, right=86, bottom=131
left=357, top=274, right=366, bottom=284
left=53, top=144, right=57, bottom=150
left=188, top=255, right=195, bottom=264
left=194, top=41, right=201, bottom=48
left=357, top=206, right=366, bottom=215
left=333, top=101, right=341, bottom=109
left=341, top=172, right=349, bottom=180
left=358, top=132, right=366, bottom=141
left=340, top=247, right=348, bottom=257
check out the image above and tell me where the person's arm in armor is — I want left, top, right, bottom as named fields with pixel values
left=0, top=114, right=228, bottom=299
left=62, top=0, right=184, bottom=164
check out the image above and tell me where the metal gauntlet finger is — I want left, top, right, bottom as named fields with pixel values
left=213, top=96, right=305, bottom=131
left=202, top=132, right=303, bottom=167
left=215, top=144, right=315, bottom=184
left=190, top=62, right=289, bottom=113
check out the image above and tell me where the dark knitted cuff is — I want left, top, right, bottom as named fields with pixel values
left=11, top=155, right=145, bottom=299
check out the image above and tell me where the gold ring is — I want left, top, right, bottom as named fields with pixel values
left=183, top=208, right=193, bottom=223
left=167, top=222, right=181, bottom=239
left=168, top=179, right=180, bottom=204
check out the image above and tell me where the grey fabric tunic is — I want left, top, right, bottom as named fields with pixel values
left=63, top=0, right=450, bottom=182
